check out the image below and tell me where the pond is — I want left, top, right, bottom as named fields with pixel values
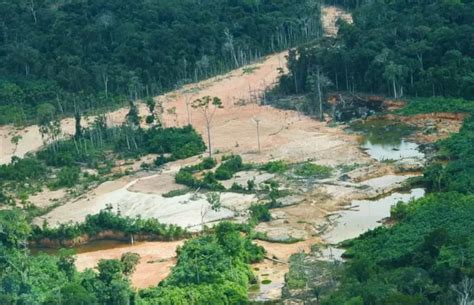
left=321, top=188, right=426, bottom=260
left=351, top=118, right=415, bottom=146
left=362, top=140, right=425, bottom=161
left=351, top=118, right=424, bottom=161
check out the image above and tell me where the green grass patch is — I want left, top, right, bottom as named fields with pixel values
left=242, top=66, right=260, bottom=75
left=294, top=163, right=333, bottom=178
left=260, top=160, right=289, bottom=174
left=162, top=188, right=190, bottom=198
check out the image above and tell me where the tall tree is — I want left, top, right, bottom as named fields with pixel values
left=191, top=96, right=223, bottom=157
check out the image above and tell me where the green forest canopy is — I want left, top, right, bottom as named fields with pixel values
left=277, top=0, right=474, bottom=103
left=0, top=0, right=321, bottom=124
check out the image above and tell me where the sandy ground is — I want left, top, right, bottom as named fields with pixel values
left=27, top=5, right=369, bottom=294
left=33, top=4, right=366, bottom=228
left=1, top=4, right=460, bottom=300
left=0, top=6, right=352, bottom=167
left=251, top=238, right=320, bottom=301
left=75, top=240, right=184, bottom=289
left=322, top=5, right=353, bottom=37
left=34, top=162, right=257, bottom=230
left=19, top=4, right=406, bottom=296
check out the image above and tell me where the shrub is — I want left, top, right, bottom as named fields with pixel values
left=0, top=156, right=48, bottom=183
left=50, top=166, right=80, bottom=189
left=31, top=209, right=189, bottom=243
left=147, top=126, right=206, bottom=159
left=121, top=252, right=141, bottom=276
left=390, top=201, right=409, bottom=221
left=294, top=163, right=332, bottom=178
left=250, top=204, right=272, bottom=223
left=215, top=155, right=244, bottom=180
left=201, top=172, right=225, bottom=191
left=154, top=155, right=167, bottom=167
left=175, top=171, right=197, bottom=187
left=261, top=160, right=289, bottom=173
left=162, top=188, right=190, bottom=198
left=201, top=157, right=217, bottom=170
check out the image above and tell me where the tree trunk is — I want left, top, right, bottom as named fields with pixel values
left=316, top=66, right=323, bottom=121
left=392, top=79, right=398, bottom=98
left=206, top=124, right=212, bottom=157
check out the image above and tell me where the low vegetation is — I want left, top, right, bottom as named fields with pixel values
left=397, top=98, right=474, bottom=116
left=138, top=222, right=265, bottom=304
left=0, top=102, right=207, bottom=207
left=260, top=160, right=289, bottom=174
left=174, top=155, right=252, bottom=191
left=296, top=98, right=474, bottom=304
left=161, top=188, right=191, bottom=198
left=294, top=163, right=333, bottom=179
left=418, top=103, right=474, bottom=194
left=249, top=203, right=272, bottom=224
left=32, top=209, right=188, bottom=244
left=215, top=155, right=247, bottom=180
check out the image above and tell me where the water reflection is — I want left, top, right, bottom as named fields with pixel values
left=362, top=140, right=425, bottom=161
left=322, top=188, right=425, bottom=260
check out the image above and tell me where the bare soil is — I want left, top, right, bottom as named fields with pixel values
left=75, top=240, right=184, bottom=289
left=13, top=4, right=458, bottom=297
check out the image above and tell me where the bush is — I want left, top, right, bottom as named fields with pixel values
left=147, top=126, right=206, bottom=159
left=154, top=155, right=167, bottom=167
left=175, top=170, right=197, bottom=187
left=140, top=222, right=265, bottom=304
left=250, top=204, right=272, bottom=223
left=261, top=160, right=289, bottom=173
left=31, top=209, right=189, bottom=243
left=175, top=162, right=224, bottom=191
left=215, top=155, right=244, bottom=180
left=0, top=156, right=48, bottom=183
left=294, top=163, right=332, bottom=178
left=50, top=166, right=80, bottom=189
left=162, top=188, right=190, bottom=198
left=201, top=173, right=225, bottom=191
left=390, top=201, right=409, bottom=221
left=201, top=157, right=217, bottom=170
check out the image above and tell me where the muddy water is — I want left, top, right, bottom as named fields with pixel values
left=353, top=119, right=424, bottom=161
left=322, top=188, right=425, bottom=260
left=318, top=118, right=426, bottom=260
left=362, top=140, right=424, bottom=161
left=31, top=239, right=136, bottom=255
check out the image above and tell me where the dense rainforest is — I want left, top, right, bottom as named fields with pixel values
left=1, top=1, right=474, bottom=305
left=315, top=100, right=474, bottom=304
left=271, top=0, right=474, bottom=304
left=274, top=0, right=474, bottom=115
left=0, top=0, right=321, bottom=124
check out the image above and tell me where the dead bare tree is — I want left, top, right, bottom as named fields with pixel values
left=452, top=277, right=474, bottom=305
left=224, top=29, right=239, bottom=68
left=252, top=117, right=261, bottom=153
left=308, top=65, right=332, bottom=121
left=26, top=0, right=37, bottom=24
left=200, top=192, right=222, bottom=228
left=192, top=96, right=223, bottom=157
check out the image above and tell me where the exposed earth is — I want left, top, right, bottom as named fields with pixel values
left=13, top=5, right=464, bottom=300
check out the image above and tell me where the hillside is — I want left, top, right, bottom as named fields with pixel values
left=0, top=1, right=473, bottom=305
left=0, top=0, right=321, bottom=125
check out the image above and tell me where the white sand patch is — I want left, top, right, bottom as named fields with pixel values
left=36, top=180, right=256, bottom=231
